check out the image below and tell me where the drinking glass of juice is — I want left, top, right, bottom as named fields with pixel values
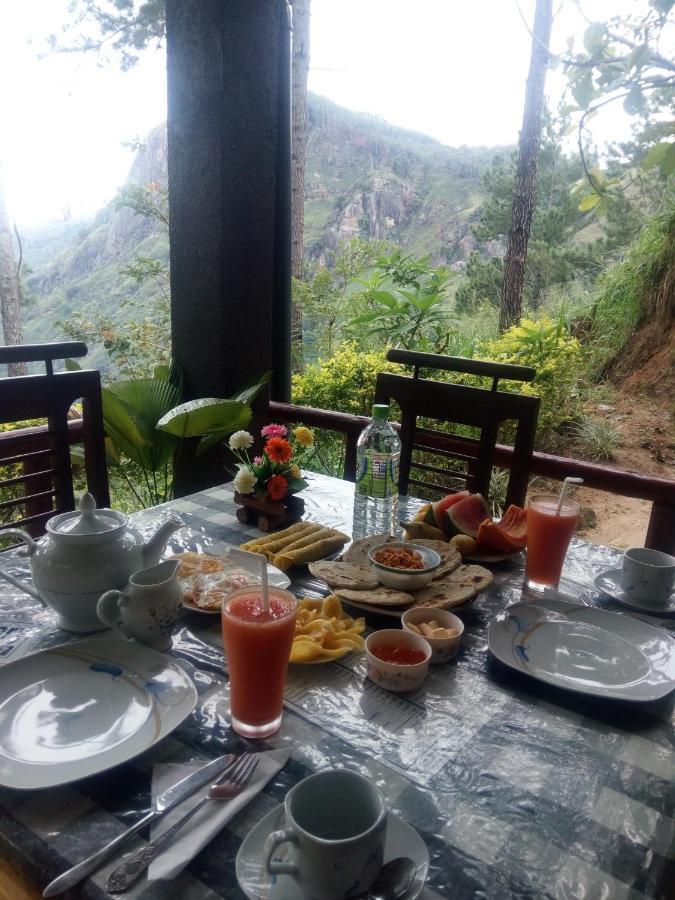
left=221, top=586, right=297, bottom=739
left=525, top=493, right=580, bottom=590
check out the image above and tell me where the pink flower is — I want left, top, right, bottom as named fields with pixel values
left=261, top=423, right=287, bottom=439
left=253, top=456, right=263, bottom=465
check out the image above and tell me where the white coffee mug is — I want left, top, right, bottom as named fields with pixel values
left=97, top=559, right=183, bottom=651
left=263, top=769, right=387, bottom=900
left=620, top=548, right=675, bottom=606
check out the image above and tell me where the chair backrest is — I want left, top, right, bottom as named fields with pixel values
left=375, top=349, right=540, bottom=508
left=0, top=342, right=110, bottom=537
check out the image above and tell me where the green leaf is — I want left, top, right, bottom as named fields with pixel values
left=102, top=377, right=183, bottom=471
left=572, top=72, right=595, bottom=108
left=583, top=23, right=605, bottom=53
left=623, top=86, right=645, bottom=115
left=628, top=44, right=650, bottom=71
left=642, top=141, right=671, bottom=171
left=65, top=358, right=82, bottom=371
left=578, top=192, right=602, bottom=212
left=229, top=371, right=271, bottom=405
left=650, top=0, right=674, bottom=13
left=157, top=398, right=252, bottom=438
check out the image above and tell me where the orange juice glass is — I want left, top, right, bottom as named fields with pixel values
left=525, top=494, right=580, bottom=590
left=221, top=586, right=297, bottom=738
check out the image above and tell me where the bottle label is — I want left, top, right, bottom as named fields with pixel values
left=356, top=454, right=399, bottom=498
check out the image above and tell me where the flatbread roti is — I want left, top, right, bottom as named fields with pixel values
left=343, top=534, right=397, bottom=566
left=335, top=586, right=414, bottom=608
left=405, top=539, right=461, bottom=580
left=308, top=561, right=379, bottom=591
left=449, top=564, right=493, bottom=593
left=411, top=580, right=477, bottom=609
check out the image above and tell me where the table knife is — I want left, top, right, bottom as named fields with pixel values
left=42, top=753, right=236, bottom=897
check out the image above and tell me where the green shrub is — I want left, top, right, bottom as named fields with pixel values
left=292, top=343, right=401, bottom=476
left=572, top=417, right=621, bottom=461
left=478, top=316, right=585, bottom=450
left=292, top=343, right=400, bottom=417
left=588, top=204, right=675, bottom=374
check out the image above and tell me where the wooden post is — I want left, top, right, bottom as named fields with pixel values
left=645, top=501, right=675, bottom=555
left=166, top=0, right=290, bottom=494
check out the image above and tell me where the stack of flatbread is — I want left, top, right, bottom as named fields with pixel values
left=240, top=522, right=349, bottom=572
left=308, top=536, right=493, bottom=612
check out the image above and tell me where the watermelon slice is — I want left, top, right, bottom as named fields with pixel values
left=476, top=505, right=527, bottom=552
left=445, top=493, right=490, bottom=538
left=431, top=490, right=469, bottom=531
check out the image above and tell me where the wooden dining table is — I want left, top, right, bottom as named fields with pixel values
left=0, top=471, right=673, bottom=899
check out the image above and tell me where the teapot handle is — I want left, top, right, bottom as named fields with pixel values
left=2, top=529, right=37, bottom=557
left=97, top=590, right=128, bottom=628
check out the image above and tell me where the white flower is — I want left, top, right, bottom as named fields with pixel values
left=229, top=430, right=253, bottom=451
left=233, top=467, right=257, bottom=495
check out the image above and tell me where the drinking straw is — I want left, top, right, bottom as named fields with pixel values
left=556, top=477, right=583, bottom=514
left=258, top=551, right=269, bottom=614
left=227, top=547, right=270, bottom=613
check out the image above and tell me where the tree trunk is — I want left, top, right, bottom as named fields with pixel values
left=290, top=0, right=310, bottom=369
left=499, top=0, right=553, bottom=333
left=0, top=176, right=25, bottom=375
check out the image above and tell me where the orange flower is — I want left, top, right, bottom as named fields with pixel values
left=265, top=437, right=292, bottom=463
left=267, top=474, right=288, bottom=501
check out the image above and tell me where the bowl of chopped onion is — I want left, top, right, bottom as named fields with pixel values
left=401, top=607, right=464, bottom=663
left=368, top=542, right=441, bottom=590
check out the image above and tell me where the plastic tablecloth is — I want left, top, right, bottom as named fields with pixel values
left=0, top=472, right=672, bottom=899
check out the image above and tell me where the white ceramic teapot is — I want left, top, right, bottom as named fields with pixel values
left=5, top=493, right=183, bottom=633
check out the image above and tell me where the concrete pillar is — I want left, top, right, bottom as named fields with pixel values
left=166, top=0, right=291, bottom=493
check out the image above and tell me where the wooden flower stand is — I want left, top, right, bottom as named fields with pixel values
left=234, top=492, right=305, bottom=532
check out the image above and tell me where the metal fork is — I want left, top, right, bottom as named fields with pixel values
left=106, top=753, right=259, bottom=893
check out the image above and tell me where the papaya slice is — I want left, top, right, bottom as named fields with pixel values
left=475, top=504, right=528, bottom=552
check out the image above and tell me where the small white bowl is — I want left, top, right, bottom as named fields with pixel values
left=368, top=542, right=441, bottom=590
left=365, top=629, right=431, bottom=693
left=401, top=607, right=464, bottom=664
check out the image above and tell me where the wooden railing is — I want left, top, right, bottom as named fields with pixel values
left=3, top=407, right=674, bottom=553
left=270, top=401, right=675, bottom=554
left=0, top=419, right=85, bottom=535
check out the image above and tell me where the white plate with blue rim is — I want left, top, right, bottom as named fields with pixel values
left=0, top=635, right=197, bottom=789
left=594, top=568, right=675, bottom=617
left=236, top=804, right=429, bottom=900
left=488, top=598, right=675, bottom=701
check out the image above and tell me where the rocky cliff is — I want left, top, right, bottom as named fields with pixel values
left=22, top=94, right=506, bottom=343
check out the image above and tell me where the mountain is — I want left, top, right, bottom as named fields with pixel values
left=21, top=94, right=507, bottom=351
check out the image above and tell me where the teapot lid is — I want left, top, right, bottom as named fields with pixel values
left=47, top=493, right=127, bottom=541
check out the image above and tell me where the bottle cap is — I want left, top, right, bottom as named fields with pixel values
left=372, top=404, right=390, bottom=420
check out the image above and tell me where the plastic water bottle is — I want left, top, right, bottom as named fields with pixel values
left=352, top=404, right=401, bottom=538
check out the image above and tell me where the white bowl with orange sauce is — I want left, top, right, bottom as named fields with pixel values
left=365, top=629, right=432, bottom=692
left=368, top=542, right=441, bottom=590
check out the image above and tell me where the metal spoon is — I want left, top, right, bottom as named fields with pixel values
left=359, top=856, right=417, bottom=900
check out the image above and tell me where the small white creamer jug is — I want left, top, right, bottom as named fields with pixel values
left=97, top=559, right=182, bottom=651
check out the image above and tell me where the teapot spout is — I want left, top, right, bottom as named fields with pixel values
left=142, top=517, right=183, bottom=567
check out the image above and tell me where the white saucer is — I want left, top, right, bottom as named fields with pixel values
left=595, top=568, right=675, bottom=617
left=236, top=805, right=429, bottom=900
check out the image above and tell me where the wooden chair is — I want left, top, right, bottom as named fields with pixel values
left=374, top=349, right=540, bottom=508
left=0, top=342, right=110, bottom=537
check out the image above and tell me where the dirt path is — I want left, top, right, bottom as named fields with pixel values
left=551, top=390, right=674, bottom=550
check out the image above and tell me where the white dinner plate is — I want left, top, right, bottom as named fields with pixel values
left=595, top=568, right=675, bottom=617
left=0, top=635, right=197, bottom=789
left=182, top=562, right=291, bottom=615
left=488, top=598, right=675, bottom=702
left=236, top=805, right=429, bottom=900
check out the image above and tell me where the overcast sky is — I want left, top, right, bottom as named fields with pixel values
left=0, top=0, right=646, bottom=226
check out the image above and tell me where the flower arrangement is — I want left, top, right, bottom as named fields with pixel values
left=229, top=423, right=314, bottom=502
